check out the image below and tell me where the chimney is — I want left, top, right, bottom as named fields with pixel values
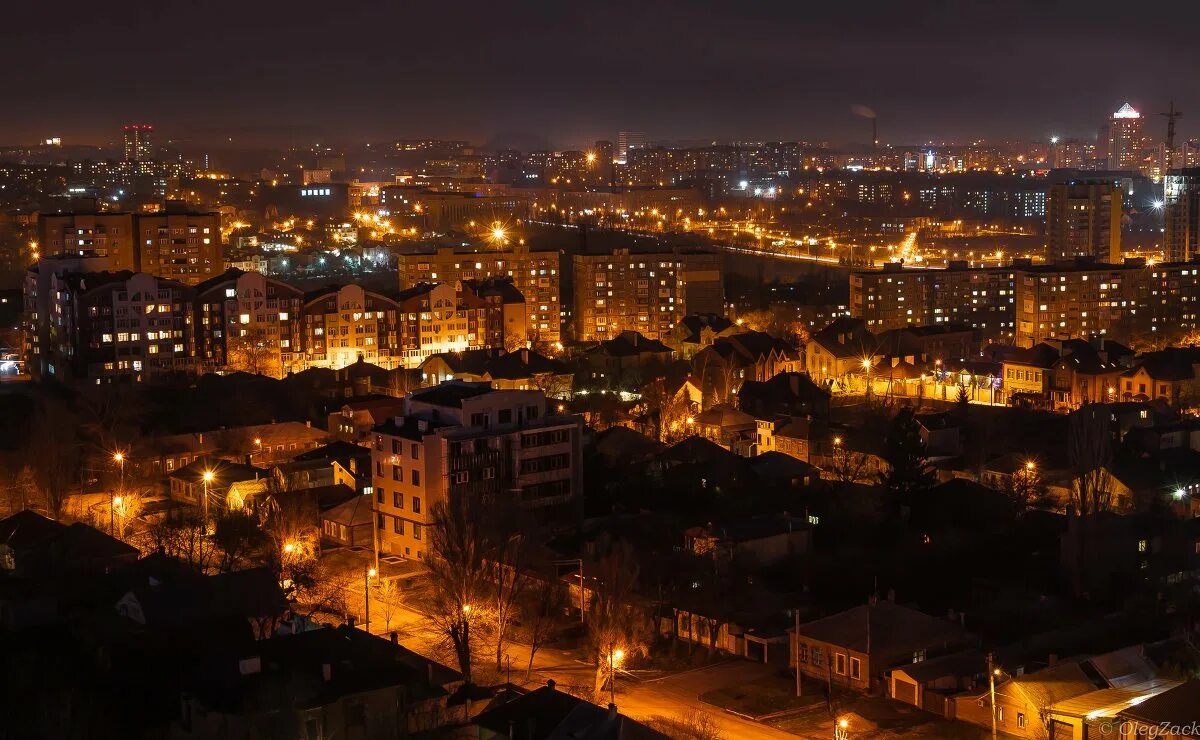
left=390, top=631, right=398, bottom=644
left=546, top=679, right=556, bottom=691
left=322, top=663, right=332, bottom=681
left=608, top=702, right=618, bottom=718
left=347, top=616, right=356, bottom=628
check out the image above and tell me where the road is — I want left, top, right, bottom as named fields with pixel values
left=342, top=572, right=798, bottom=739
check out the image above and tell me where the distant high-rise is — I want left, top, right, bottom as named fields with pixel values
left=1103, top=104, right=1144, bottom=172
left=616, top=131, right=645, bottom=165
left=1164, top=168, right=1200, bottom=261
left=1046, top=182, right=1122, bottom=262
left=122, top=123, right=154, bottom=162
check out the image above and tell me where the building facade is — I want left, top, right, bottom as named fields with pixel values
left=1164, top=168, right=1200, bottom=262
left=1046, top=182, right=1122, bottom=262
left=571, top=249, right=724, bottom=342
left=370, top=383, right=583, bottom=559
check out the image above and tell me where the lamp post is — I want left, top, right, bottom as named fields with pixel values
left=112, top=495, right=123, bottom=537
left=861, top=358, right=872, bottom=399
left=608, top=646, right=625, bottom=705
left=202, top=470, right=215, bottom=522
left=835, top=717, right=850, bottom=740
left=987, top=652, right=1000, bottom=740
left=364, top=567, right=377, bottom=633
left=111, top=452, right=125, bottom=537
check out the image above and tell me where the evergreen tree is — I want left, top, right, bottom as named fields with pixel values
left=879, top=407, right=936, bottom=506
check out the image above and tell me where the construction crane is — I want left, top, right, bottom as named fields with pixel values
left=1159, top=101, right=1184, bottom=171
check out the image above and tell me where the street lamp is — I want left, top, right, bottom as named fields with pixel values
left=364, top=566, right=377, bottom=633
left=112, top=495, right=124, bottom=537
left=835, top=716, right=850, bottom=739
left=111, top=451, right=126, bottom=537
left=608, top=646, right=625, bottom=704
left=202, top=469, right=215, bottom=521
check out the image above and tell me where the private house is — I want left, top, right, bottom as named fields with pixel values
left=738, top=371, right=830, bottom=419
left=915, top=413, right=961, bottom=457
left=294, top=440, right=373, bottom=492
left=692, top=331, right=800, bottom=402
left=320, top=495, right=374, bottom=548
left=889, top=650, right=987, bottom=717
left=875, top=323, right=976, bottom=364
left=998, top=343, right=1059, bottom=405
left=123, top=421, right=331, bottom=477
left=693, top=403, right=757, bottom=451
left=168, top=458, right=268, bottom=511
left=790, top=600, right=974, bottom=693
left=1047, top=339, right=1131, bottom=407
left=805, top=318, right=877, bottom=390
left=420, top=347, right=571, bottom=394
left=1117, top=680, right=1200, bottom=739
left=168, top=626, right=460, bottom=739
left=666, top=312, right=737, bottom=358
left=580, top=330, right=674, bottom=387
left=755, top=415, right=826, bottom=463
left=684, top=514, right=811, bottom=566
left=327, top=396, right=408, bottom=442
left=474, top=680, right=667, bottom=740
left=0, top=510, right=138, bottom=577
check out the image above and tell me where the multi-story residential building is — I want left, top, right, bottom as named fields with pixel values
left=390, top=281, right=528, bottom=369
left=370, top=382, right=583, bottom=559
left=193, top=269, right=305, bottom=377
left=38, top=201, right=222, bottom=285
left=301, top=284, right=403, bottom=370
left=24, top=268, right=194, bottom=383
left=571, top=248, right=723, bottom=341
left=1013, top=260, right=1146, bottom=348
left=23, top=252, right=110, bottom=378
left=1046, top=182, right=1122, bottom=262
left=1164, top=168, right=1200, bottom=261
left=850, top=262, right=1016, bottom=341
left=122, top=123, right=154, bottom=162
left=397, top=246, right=560, bottom=345
left=38, top=211, right=138, bottom=272
left=134, top=202, right=222, bottom=284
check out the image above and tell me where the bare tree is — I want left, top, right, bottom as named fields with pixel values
left=586, top=539, right=650, bottom=700
left=372, top=577, right=405, bottom=634
left=147, top=512, right=218, bottom=572
left=488, top=524, right=535, bottom=673
left=28, top=398, right=81, bottom=519
left=211, top=508, right=268, bottom=573
left=645, top=713, right=723, bottom=740
left=421, top=498, right=491, bottom=685
left=515, top=579, right=569, bottom=680
left=826, top=440, right=873, bottom=484
left=226, top=327, right=282, bottom=378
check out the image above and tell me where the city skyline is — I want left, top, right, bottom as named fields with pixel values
left=4, top=1, right=1200, bottom=149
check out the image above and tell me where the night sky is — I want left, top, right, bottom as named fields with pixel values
left=4, top=0, right=1199, bottom=149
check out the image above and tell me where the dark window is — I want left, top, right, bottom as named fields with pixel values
left=412, top=496, right=421, bottom=514
left=412, top=470, right=420, bottom=486
left=499, top=408, right=512, bottom=424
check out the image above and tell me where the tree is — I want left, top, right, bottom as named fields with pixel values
left=5, top=466, right=38, bottom=517
left=147, top=512, right=217, bottom=572
left=586, top=539, right=649, bottom=700
left=27, top=398, right=81, bottom=519
left=999, top=462, right=1050, bottom=515
left=421, top=498, right=491, bottom=685
left=645, top=713, right=723, bottom=740
left=226, top=327, right=282, bottom=378
left=515, top=579, right=569, bottom=680
left=211, top=508, right=268, bottom=573
left=487, top=515, right=536, bottom=674
left=878, top=408, right=935, bottom=507
left=1066, top=405, right=1115, bottom=597
left=827, top=438, right=874, bottom=484
left=372, top=577, right=405, bottom=634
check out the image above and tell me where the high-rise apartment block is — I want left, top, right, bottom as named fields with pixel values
left=123, top=123, right=154, bottom=162
left=616, top=131, right=646, bottom=165
left=1046, top=182, right=1122, bottom=262
left=571, top=249, right=724, bottom=341
left=397, top=246, right=560, bottom=345
left=851, top=257, right=1200, bottom=348
left=1164, top=168, right=1200, bottom=262
left=1104, top=103, right=1146, bottom=172
left=38, top=201, right=222, bottom=285
left=370, top=383, right=583, bottom=559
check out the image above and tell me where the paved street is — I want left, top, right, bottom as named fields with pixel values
left=338, top=568, right=799, bottom=738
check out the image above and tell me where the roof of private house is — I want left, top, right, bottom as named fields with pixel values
left=54, top=523, right=139, bottom=561
left=321, top=494, right=373, bottom=528
left=774, top=416, right=816, bottom=440
left=1054, top=344, right=1124, bottom=375
left=1049, top=678, right=1181, bottom=720
left=588, top=331, right=672, bottom=357
left=874, top=359, right=923, bottom=380
left=894, top=649, right=986, bottom=683
left=408, top=380, right=494, bottom=408
left=299, top=483, right=360, bottom=511
left=1007, top=662, right=1104, bottom=710
left=1086, top=645, right=1158, bottom=688
left=594, top=425, right=664, bottom=461
left=485, top=349, right=566, bottom=380
left=677, top=313, right=734, bottom=342
left=0, top=510, right=66, bottom=550
left=122, top=566, right=287, bottom=625
left=901, top=323, right=974, bottom=337
left=294, top=440, right=372, bottom=464
left=1118, top=679, right=1200, bottom=725
left=657, top=435, right=742, bottom=466
left=474, top=681, right=668, bottom=740
left=915, top=412, right=957, bottom=431
left=722, top=331, right=795, bottom=361
left=338, top=395, right=407, bottom=413
left=983, top=452, right=1044, bottom=475
left=169, top=457, right=268, bottom=486
left=795, top=601, right=969, bottom=655
left=749, top=451, right=818, bottom=481
left=422, top=347, right=504, bottom=375
left=738, top=372, right=830, bottom=415
left=1109, top=448, right=1200, bottom=496
left=334, top=357, right=392, bottom=383
left=1003, top=343, right=1062, bottom=369
left=695, top=403, right=756, bottom=429
left=1128, top=348, right=1200, bottom=381
left=810, top=318, right=876, bottom=359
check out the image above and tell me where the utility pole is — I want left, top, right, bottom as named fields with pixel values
left=794, top=609, right=802, bottom=698
left=987, top=652, right=998, bottom=740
